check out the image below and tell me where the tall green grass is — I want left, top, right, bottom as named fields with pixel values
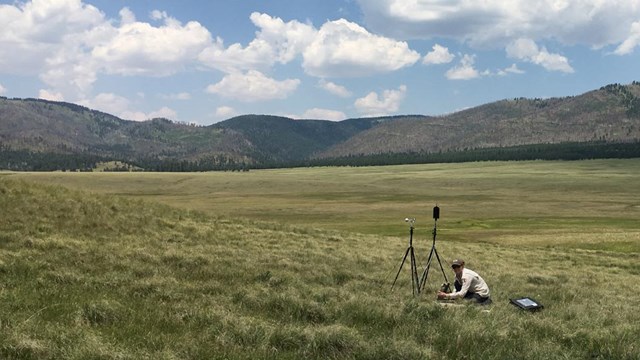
left=1, top=160, right=640, bottom=359
left=10, top=160, right=640, bottom=246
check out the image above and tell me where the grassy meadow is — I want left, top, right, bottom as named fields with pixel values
left=1, top=159, right=639, bottom=359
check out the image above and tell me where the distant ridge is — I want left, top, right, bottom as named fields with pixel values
left=215, top=114, right=391, bottom=163
left=317, top=83, right=640, bottom=158
left=1, top=81, right=639, bottom=171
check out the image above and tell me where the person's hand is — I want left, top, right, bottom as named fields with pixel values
left=437, top=291, right=448, bottom=300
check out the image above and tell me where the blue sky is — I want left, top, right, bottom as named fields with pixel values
left=1, top=0, right=639, bottom=125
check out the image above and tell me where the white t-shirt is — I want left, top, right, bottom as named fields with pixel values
left=449, top=268, right=490, bottom=299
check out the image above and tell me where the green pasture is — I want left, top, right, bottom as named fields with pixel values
left=1, top=159, right=639, bottom=359
left=9, top=159, right=640, bottom=250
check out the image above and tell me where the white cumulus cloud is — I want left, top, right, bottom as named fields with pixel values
left=249, top=12, right=317, bottom=65
left=317, top=79, right=352, bottom=98
left=150, top=10, right=169, bottom=21
left=201, top=14, right=421, bottom=78
left=80, top=92, right=132, bottom=118
left=497, top=64, right=525, bottom=76
left=357, top=0, right=640, bottom=51
left=423, top=44, right=455, bottom=65
left=198, top=37, right=275, bottom=74
left=215, top=106, right=238, bottom=119
left=302, top=19, right=420, bottom=77
left=38, top=89, right=64, bottom=101
left=198, top=12, right=316, bottom=73
left=445, top=54, right=480, bottom=80
left=615, top=21, right=640, bottom=55
left=205, top=70, right=300, bottom=102
left=355, top=85, right=407, bottom=117
left=299, top=108, right=347, bottom=121
left=79, top=92, right=177, bottom=121
left=92, top=11, right=212, bottom=77
left=118, top=7, right=137, bottom=24
left=0, top=0, right=104, bottom=98
left=506, top=38, right=574, bottom=73
left=147, top=106, right=177, bottom=120
left=0, top=1, right=213, bottom=103
left=0, top=83, right=7, bottom=95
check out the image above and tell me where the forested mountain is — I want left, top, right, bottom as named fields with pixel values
left=317, top=82, right=640, bottom=158
left=216, top=114, right=391, bottom=164
left=0, top=82, right=639, bottom=171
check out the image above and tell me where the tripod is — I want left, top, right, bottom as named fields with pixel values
left=419, top=206, right=449, bottom=293
left=391, top=218, right=421, bottom=296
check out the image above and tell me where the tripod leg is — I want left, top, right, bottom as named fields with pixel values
left=419, top=247, right=435, bottom=291
left=433, top=248, right=450, bottom=284
left=391, top=247, right=411, bottom=290
left=410, top=247, right=420, bottom=295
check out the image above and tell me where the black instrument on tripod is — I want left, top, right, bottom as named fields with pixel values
left=419, top=205, right=449, bottom=293
left=391, top=217, right=421, bottom=296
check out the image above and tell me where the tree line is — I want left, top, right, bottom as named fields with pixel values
left=1, top=141, right=639, bottom=172
left=283, top=141, right=640, bottom=168
left=0, top=145, right=251, bottom=172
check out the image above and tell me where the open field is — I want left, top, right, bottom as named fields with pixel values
left=1, top=159, right=640, bottom=359
left=9, top=159, right=640, bottom=250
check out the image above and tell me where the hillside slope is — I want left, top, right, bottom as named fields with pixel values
left=214, top=114, right=391, bottom=163
left=318, top=83, right=640, bottom=158
left=0, top=98, right=249, bottom=161
left=1, top=82, right=639, bottom=170
left=0, top=99, right=393, bottom=168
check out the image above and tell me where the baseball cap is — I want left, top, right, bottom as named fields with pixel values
left=451, top=259, right=465, bottom=267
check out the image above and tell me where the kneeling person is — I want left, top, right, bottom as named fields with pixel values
left=438, top=259, right=491, bottom=305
